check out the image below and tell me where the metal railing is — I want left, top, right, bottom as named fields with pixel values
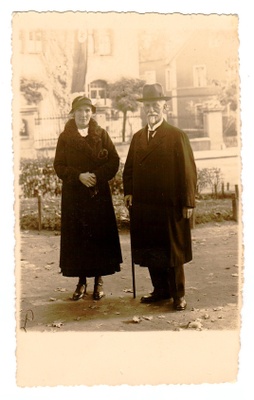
left=34, top=114, right=143, bottom=148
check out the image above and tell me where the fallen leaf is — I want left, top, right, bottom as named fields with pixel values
left=51, top=321, right=64, bottom=328
left=188, top=319, right=203, bottom=330
left=132, top=316, right=142, bottom=323
left=123, top=288, right=133, bottom=293
left=54, top=287, right=67, bottom=292
left=142, top=315, right=153, bottom=321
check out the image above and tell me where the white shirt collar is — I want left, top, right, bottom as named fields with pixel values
left=148, top=118, right=164, bottom=137
left=78, top=127, right=88, bottom=137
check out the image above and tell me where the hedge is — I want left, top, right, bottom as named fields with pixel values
left=19, top=157, right=124, bottom=198
left=19, top=158, right=234, bottom=231
left=19, top=157, right=225, bottom=199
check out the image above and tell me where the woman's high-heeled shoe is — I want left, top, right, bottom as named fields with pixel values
left=93, top=276, right=104, bottom=300
left=72, top=283, right=87, bottom=301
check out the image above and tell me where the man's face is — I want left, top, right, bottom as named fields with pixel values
left=143, top=100, right=165, bottom=127
left=74, top=106, right=93, bottom=128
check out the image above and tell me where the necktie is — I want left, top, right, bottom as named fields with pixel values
left=148, top=130, right=154, bottom=143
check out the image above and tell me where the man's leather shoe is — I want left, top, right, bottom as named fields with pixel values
left=141, top=292, right=171, bottom=303
left=72, top=284, right=86, bottom=301
left=174, top=297, right=187, bottom=311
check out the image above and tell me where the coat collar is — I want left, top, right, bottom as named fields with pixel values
left=62, top=118, right=105, bottom=163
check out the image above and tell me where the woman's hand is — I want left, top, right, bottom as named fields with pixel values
left=79, top=172, right=97, bottom=187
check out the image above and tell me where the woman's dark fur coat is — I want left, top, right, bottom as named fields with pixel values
left=54, top=118, right=122, bottom=277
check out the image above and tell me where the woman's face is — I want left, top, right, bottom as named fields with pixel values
left=74, top=106, right=93, bottom=128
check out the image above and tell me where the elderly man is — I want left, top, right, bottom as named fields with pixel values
left=123, top=83, right=197, bottom=310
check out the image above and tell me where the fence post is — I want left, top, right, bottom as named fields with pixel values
left=38, top=193, right=42, bottom=231
left=214, top=184, right=218, bottom=199
left=232, top=184, right=239, bottom=222
left=221, top=182, right=225, bottom=198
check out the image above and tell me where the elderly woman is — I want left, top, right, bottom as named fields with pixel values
left=54, top=95, right=122, bottom=300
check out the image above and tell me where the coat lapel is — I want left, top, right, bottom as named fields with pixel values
left=137, top=122, right=168, bottom=163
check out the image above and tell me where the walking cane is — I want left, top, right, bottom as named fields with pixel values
left=129, top=206, right=136, bottom=299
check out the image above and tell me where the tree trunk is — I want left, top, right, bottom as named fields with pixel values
left=122, top=111, right=127, bottom=142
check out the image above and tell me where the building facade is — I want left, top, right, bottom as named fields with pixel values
left=139, top=28, right=239, bottom=150
left=18, top=26, right=140, bottom=157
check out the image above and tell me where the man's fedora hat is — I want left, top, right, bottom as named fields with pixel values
left=69, top=95, right=96, bottom=114
left=137, top=83, right=171, bottom=102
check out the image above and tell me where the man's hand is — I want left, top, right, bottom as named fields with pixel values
left=124, top=194, right=133, bottom=209
left=79, top=172, right=97, bottom=187
left=182, top=207, right=193, bottom=219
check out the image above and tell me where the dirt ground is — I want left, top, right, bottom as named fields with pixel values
left=18, top=221, right=241, bottom=332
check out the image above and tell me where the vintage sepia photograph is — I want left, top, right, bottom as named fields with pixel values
left=11, top=11, right=244, bottom=387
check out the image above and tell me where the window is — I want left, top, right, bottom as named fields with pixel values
left=20, top=118, right=28, bottom=138
left=91, top=29, right=112, bottom=56
left=27, top=31, right=42, bottom=54
left=98, top=32, right=111, bottom=55
left=89, top=80, right=107, bottom=103
left=193, top=65, right=207, bottom=87
left=194, top=103, right=203, bottom=128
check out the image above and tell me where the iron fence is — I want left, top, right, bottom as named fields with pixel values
left=34, top=114, right=143, bottom=148
left=33, top=113, right=237, bottom=149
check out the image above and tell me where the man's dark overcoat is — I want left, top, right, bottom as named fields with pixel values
left=123, top=119, right=197, bottom=268
left=54, top=118, right=122, bottom=277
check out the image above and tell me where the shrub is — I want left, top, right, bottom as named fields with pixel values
left=19, top=158, right=62, bottom=198
left=19, top=159, right=235, bottom=231
left=196, top=167, right=223, bottom=197
left=109, top=162, right=124, bottom=195
left=19, top=158, right=124, bottom=198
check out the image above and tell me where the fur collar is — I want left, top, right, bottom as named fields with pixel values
left=62, top=118, right=108, bottom=163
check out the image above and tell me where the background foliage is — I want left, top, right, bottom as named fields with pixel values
left=19, top=158, right=234, bottom=231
